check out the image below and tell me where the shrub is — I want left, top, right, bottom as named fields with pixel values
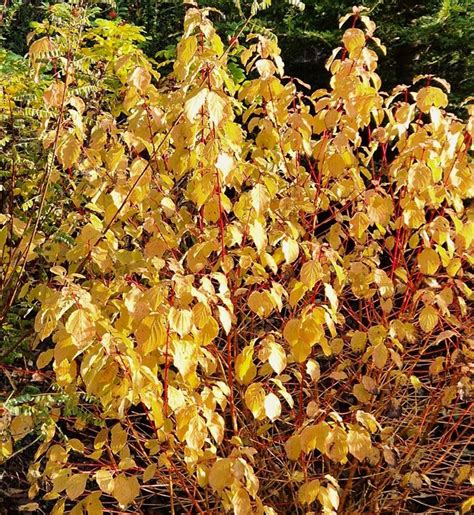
left=1, top=2, right=473, bottom=514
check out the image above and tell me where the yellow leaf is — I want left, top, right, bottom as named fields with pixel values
left=168, top=307, right=192, bottom=336
left=94, top=470, right=114, bottom=494
left=368, top=325, right=387, bottom=345
left=186, top=413, right=207, bottom=450
left=429, top=356, right=445, bottom=376
left=350, top=212, right=370, bottom=240
left=461, top=497, right=474, bottom=514
left=57, top=133, right=81, bottom=169
left=135, top=314, right=166, bottom=355
left=65, top=309, right=95, bottom=349
left=300, top=422, right=331, bottom=454
left=325, top=425, right=348, bottom=463
left=256, top=58, right=276, bottom=79
left=51, top=499, right=65, bottom=515
left=324, top=283, right=338, bottom=312
left=143, top=464, right=157, bottom=483
left=283, top=319, right=301, bottom=346
left=306, top=359, right=321, bottom=382
left=217, top=306, right=232, bottom=334
left=216, top=152, right=234, bottom=184
left=110, top=423, right=127, bottom=454
left=94, top=429, right=108, bottom=450
left=372, top=342, right=388, bottom=369
left=353, top=384, right=372, bottom=403
left=298, top=479, right=320, bottom=505
left=418, top=248, right=440, bottom=275
left=207, top=91, right=227, bottom=126
left=29, top=36, right=55, bottom=60
left=10, top=415, right=33, bottom=441
left=282, top=238, right=299, bottom=265
left=347, top=425, right=372, bottom=461
left=289, top=281, right=308, bottom=307
left=37, top=349, right=54, bottom=369
left=209, top=458, right=233, bottom=491
left=248, top=291, right=273, bottom=319
left=292, top=339, right=312, bottom=362
left=300, top=260, right=322, bottom=289
left=43, top=81, right=66, bottom=108
left=416, top=86, right=448, bottom=114
left=319, top=484, right=340, bottom=512
left=342, top=28, right=366, bottom=53
left=231, top=487, right=252, bottom=515
left=199, top=316, right=219, bottom=345
left=128, top=66, right=151, bottom=93
left=66, top=473, right=88, bottom=500
left=173, top=339, right=198, bottom=380
left=355, top=411, right=379, bottom=433
left=285, top=435, right=302, bottom=460
left=268, top=341, right=287, bottom=375
left=419, top=305, right=439, bottom=333
left=367, top=192, right=393, bottom=226
left=67, top=439, right=85, bottom=453
left=245, top=383, right=266, bottom=419
left=112, top=474, right=140, bottom=507
left=327, top=154, right=345, bottom=176
left=301, top=315, right=325, bottom=347
left=251, top=184, right=270, bottom=216
left=193, top=302, right=211, bottom=329
left=176, top=34, right=197, bottom=67
left=249, top=219, right=267, bottom=253
left=208, top=412, right=225, bottom=445
left=235, top=344, right=256, bottom=384
left=49, top=444, right=68, bottom=463
left=455, top=464, right=472, bottom=485
left=410, top=375, right=423, bottom=390
left=351, top=331, right=367, bottom=353
left=442, top=385, right=457, bottom=406
left=447, top=258, right=461, bottom=277
left=407, top=162, right=432, bottom=191
left=264, top=392, right=281, bottom=421
left=18, top=503, right=40, bottom=512
left=0, top=438, right=13, bottom=461
left=85, top=492, right=103, bottom=515
left=105, top=143, right=125, bottom=174
left=184, top=88, right=208, bottom=122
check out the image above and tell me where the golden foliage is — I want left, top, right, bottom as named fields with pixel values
left=1, top=3, right=473, bottom=514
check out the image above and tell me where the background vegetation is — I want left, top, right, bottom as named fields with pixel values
left=1, top=0, right=473, bottom=110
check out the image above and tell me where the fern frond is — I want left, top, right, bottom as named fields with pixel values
left=251, top=0, right=305, bottom=16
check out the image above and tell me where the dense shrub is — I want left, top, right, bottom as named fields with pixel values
left=0, top=2, right=473, bottom=513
